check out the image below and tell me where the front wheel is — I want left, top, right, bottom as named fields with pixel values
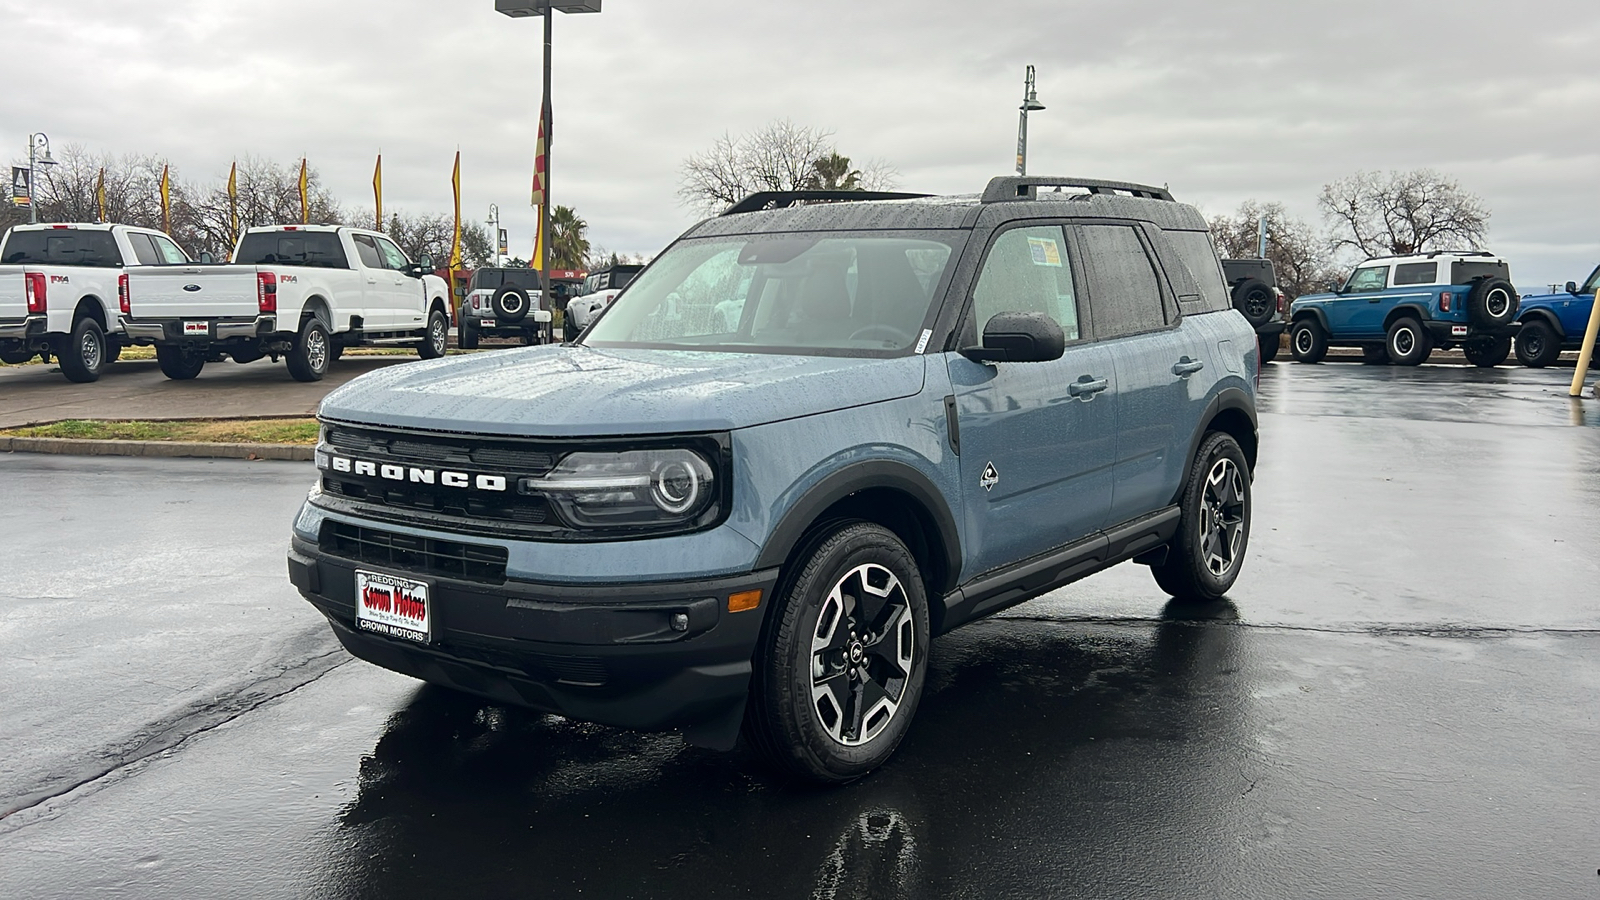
left=58, top=318, right=107, bottom=383
left=417, top=309, right=449, bottom=359
left=744, top=522, right=930, bottom=784
left=1463, top=336, right=1511, bottom=368
left=286, top=317, right=331, bottom=382
left=1386, top=317, right=1432, bottom=366
left=1152, top=431, right=1252, bottom=602
left=156, top=344, right=206, bottom=380
left=1290, top=319, right=1327, bottom=363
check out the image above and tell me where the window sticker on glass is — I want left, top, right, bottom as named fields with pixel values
left=1027, top=237, right=1063, bottom=267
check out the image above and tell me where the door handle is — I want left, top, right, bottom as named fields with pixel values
left=1069, top=376, right=1108, bottom=398
left=1368, top=298, right=1381, bottom=303
left=1172, top=358, right=1205, bottom=377
left=366, top=278, right=378, bottom=284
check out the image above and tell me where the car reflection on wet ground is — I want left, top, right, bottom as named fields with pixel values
left=1, top=360, right=1597, bottom=899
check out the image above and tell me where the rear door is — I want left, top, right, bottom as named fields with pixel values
left=947, top=222, right=1117, bottom=577
left=349, top=233, right=399, bottom=327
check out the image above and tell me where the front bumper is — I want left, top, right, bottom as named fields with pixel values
left=1424, top=319, right=1520, bottom=344
left=287, top=535, right=776, bottom=745
left=121, top=315, right=277, bottom=342
left=0, top=315, right=46, bottom=342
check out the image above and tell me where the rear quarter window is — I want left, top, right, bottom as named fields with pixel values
left=1394, top=262, right=1438, bottom=286
left=1163, top=230, right=1231, bottom=314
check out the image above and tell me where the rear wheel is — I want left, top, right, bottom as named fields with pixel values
left=1257, top=334, right=1280, bottom=364
left=155, top=344, right=206, bottom=380
left=1514, top=319, right=1561, bottom=368
left=1290, top=319, right=1327, bottom=363
left=58, top=318, right=106, bottom=383
left=1361, top=344, right=1390, bottom=365
left=417, top=309, right=448, bottom=359
left=744, top=522, right=930, bottom=784
left=0, top=345, right=34, bottom=365
left=1152, top=431, right=1252, bottom=602
left=286, top=317, right=331, bottom=382
left=1386, top=317, right=1431, bottom=366
left=1463, top=336, right=1511, bottom=368
left=105, top=343, right=122, bottom=364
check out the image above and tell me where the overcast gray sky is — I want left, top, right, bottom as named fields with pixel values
left=5, top=0, right=1599, bottom=286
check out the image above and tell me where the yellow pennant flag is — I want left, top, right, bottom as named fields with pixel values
left=373, top=153, right=383, bottom=232
left=449, top=151, right=462, bottom=269
left=531, top=216, right=544, bottom=272
left=227, top=161, right=239, bottom=246
left=159, top=165, right=171, bottom=234
left=298, top=158, right=309, bottom=225
left=95, top=167, right=106, bottom=223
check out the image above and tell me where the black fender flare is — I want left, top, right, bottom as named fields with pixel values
left=1519, top=308, right=1565, bottom=340
left=1290, top=307, right=1330, bottom=334
left=1177, top=387, right=1259, bottom=501
left=1383, top=304, right=1431, bottom=331
left=753, top=459, right=963, bottom=594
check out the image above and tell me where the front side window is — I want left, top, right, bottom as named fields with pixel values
left=149, top=234, right=189, bottom=265
left=581, top=233, right=961, bottom=357
left=1393, top=262, right=1438, bottom=286
left=1345, top=266, right=1391, bottom=293
left=969, top=225, right=1080, bottom=340
left=374, top=237, right=410, bottom=271
left=1080, top=224, right=1166, bottom=337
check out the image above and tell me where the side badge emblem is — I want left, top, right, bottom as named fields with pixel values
left=980, top=462, right=999, bottom=492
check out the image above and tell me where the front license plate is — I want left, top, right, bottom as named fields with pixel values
left=355, top=569, right=431, bottom=643
left=183, top=321, right=208, bottom=335
left=1451, top=325, right=1468, bottom=337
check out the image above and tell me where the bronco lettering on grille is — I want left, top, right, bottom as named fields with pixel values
left=321, top=453, right=508, bottom=492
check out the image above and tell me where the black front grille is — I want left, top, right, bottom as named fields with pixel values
left=321, top=476, right=551, bottom=525
left=327, top=425, right=556, bottom=472
left=319, top=520, right=508, bottom=584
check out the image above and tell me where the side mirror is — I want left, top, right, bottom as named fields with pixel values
left=1566, top=281, right=1578, bottom=294
left=960, top=311, right=1065, bottom=364
left=418, top=254, right=434, bottom=271
left=198, top=251, right=213, bottom=264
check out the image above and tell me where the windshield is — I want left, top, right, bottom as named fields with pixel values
left=580, top=233, right=961, bottom=356
left=1582, top=265, right=1600, bottom=295
left=1, top=229, right=123, bottom=267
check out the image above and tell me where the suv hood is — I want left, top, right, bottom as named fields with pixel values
left=318, top=345, right=928, bottom=436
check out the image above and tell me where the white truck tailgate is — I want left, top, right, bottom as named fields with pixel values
left=0, top=267, right=26, bottom=320
left=126, top=265, right=260, bottom=319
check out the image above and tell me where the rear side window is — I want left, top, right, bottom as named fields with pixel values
left=1164, top=230, right=1231, bottom=313
left=1, top=229, right=123, bottom=267
left=126, top=233, right=162, bottom=266
left=1451, top=261, right=1511, bottom=284
left=1394, top=262, right=1438, bottom=286
left=234, top=232, right=349, bottom=269
left=350, top=235, right=385, bottom=269
left=1080, top=224, right=1167, bottom=337
left=969, top=225, right=1080, bottom=340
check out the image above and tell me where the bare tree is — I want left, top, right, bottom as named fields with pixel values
left=678, top=120, right=898, bottom=214
left=370, top=211, right=491, bottom=269
left=1210, top=200, right=1342, bottom=299
left=1318, top=169, right=1490, bottom=258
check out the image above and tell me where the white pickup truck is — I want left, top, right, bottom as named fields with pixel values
left=0, top=222, right=195, bottom=382
left=122, top=225, right=451, bottom=381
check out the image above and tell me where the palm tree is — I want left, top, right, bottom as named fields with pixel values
left=549, top=205, right=590, bottom=270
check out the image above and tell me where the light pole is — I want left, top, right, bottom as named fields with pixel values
left=486, top=203, right=501, bottom=267
left=1015, top=66, right=1044, bottom=176
left=495, top=0, right=601, bottom=302
left=26, top=133, right=57, bottom=224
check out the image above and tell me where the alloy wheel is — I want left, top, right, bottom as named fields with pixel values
left=306, top=329, right=328, bottom=372
left=809, top=563, right=916, bottom=747
left=1198, top=458, right=1246, bottom=577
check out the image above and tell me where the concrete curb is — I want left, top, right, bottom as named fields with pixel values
left=0, top=436, right=313, bottom=461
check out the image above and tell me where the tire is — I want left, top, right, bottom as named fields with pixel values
left=417, top=309, right=448, bottom=359
left=491, top=287, right=530, bottom=323
left=286, top=316, right=331, bottom=382
left=1361, top=344, right=1390, bottom=365
left=1290, top=318, right=1327, bottom=364
left=1466, top=278, right=1518, bottom=328
left=1386, top=317, right=1431, bottom=366
left=1152, top=431, right=1252, bottom=602
left=0, top=345, right=33, bottom=365
left=104, top=343, right=122, bottom=364
left=155, top=344, right=206, bottom=380
left=458, top=320, right=480, bottom=350
left=1257, top=333, right=1280, bottom=364
left=744, top=521, right=930, bottom=784
left=329, top=342, right=343, bottom=362
left=58, top=318, right=106, bottom=383
left=1463, top=336, right=1511, bottom=368
left=231, top=345, right=265, bottom=365
left=1231, top=278, right=1276, bottom=328
left=1514, top=319, right=1561, bottom=368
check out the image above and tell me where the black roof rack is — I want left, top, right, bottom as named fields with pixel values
left=982, top=176, right=1174, bottom=203
left=721, top=190, right=933, bottom=216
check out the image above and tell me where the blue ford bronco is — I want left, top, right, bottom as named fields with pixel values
left=1288, top=251, right=1520, bottom=367
left=1512, top=264, right=1599, bottom=368
left=287, top=176, right=1260, bottom=782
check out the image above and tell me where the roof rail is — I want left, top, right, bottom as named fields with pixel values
left=982, top=176, right=1174, bottom=203
left=721, top=190, right=932, bottom=216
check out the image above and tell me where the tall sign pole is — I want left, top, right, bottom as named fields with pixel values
left=541, top=7, right=553, bottom=301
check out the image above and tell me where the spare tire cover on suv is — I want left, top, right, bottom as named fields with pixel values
left=1466, top=278, right=1518, bottom=328
left=492, top=286, right=531, bottom=323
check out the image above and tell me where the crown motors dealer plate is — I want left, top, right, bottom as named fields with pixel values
left=354, top=569, right=431, bottom=643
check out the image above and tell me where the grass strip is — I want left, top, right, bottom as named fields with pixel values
left=0, top=418, right=319, bottom=445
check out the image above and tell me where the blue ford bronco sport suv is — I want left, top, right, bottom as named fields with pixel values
left=287, top=176, right=1260, bottom=782
left=1288, top=251, right=1520, bottom=367
left=1512, top=263, right=1599, bottom=368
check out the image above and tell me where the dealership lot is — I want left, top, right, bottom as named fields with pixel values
left=0, top=361, right=1597, bottom=898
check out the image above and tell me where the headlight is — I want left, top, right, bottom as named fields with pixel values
left=522, top=449, right=718, bottom=529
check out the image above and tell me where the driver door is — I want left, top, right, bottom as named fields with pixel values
left=1331, top=264, right=1391, bottom=336
left=945, top=223, right=1117, bottom=579
left=375, top=236, right=426, bottom=331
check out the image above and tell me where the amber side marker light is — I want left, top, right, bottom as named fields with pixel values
left=728, top=590, right=762, bottom=613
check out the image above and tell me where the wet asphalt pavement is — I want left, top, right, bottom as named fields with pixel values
left=1, top=360, right=1597, bottom=899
